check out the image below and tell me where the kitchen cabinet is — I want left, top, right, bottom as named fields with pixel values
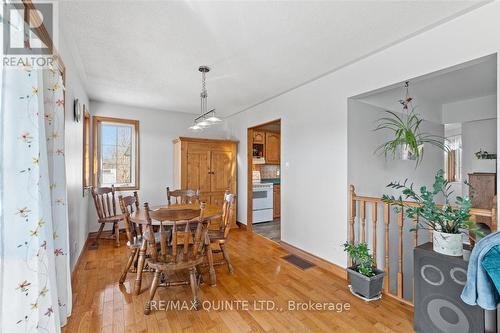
left=265, top=132, right=280, bottom=164
left=273, top=184, right=280, bottom=219
left=173, top=137, right=238, bottom=226
left=253, top=131, right=265, bottom=144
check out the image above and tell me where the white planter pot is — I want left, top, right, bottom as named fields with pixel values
left=398, top=144, right=423, bottom=161
left=432, top=231, right=463, bottom=256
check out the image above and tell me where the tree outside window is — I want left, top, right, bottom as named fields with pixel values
left=93, top=116, right=139, bottom=190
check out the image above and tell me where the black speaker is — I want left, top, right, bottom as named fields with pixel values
left=414, top=243, right=485, bottom=333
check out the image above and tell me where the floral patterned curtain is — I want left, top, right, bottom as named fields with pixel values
left=0, top=65, right=72, bottom=332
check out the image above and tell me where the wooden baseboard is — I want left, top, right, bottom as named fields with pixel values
left=71, top=235, right=90, bottom=285
left=236, top=221, right=247, bottom=230
left=280, top=241, right=347, bottom=280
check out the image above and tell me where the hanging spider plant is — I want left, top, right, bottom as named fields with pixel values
left=374, top=82, right=448, bottom=165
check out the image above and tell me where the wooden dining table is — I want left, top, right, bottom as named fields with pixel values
left=129, top=203, right=222, bottom=226
left=129, top=203, right=222, bottom=293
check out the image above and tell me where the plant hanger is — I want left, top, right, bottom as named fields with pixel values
left=374, top=81, right=447, bottom=165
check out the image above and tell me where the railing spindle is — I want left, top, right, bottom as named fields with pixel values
left=360, top=201, right=366, bottom=243
left=384, top=203, right=390, bottom=293
left=349, top=184, right=496, bottom=306
left=413, top=216, right=418, bottom=247
left=372, top=203, right=377, bottom=267
left=397, top=208, right=404, bottom=299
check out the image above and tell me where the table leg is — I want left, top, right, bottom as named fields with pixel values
left=205, top=234, right=216, bottom=286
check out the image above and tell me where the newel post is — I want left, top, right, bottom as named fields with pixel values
left=349, top=185, right=356, bottom=243
left=349, top=185, right=356, bottom=266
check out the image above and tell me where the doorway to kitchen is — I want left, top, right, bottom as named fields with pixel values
left=247, top=119, right=281, bottom=242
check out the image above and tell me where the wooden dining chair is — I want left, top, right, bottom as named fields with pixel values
left=91, top=186, right=125, bottom=247
left=143, top=202, right=209, bottom=314
left=208, top=192, right=236, bottom=274
left=118, top=192, right=142, bottom=285
left=166, top=187, right=200, bottom=204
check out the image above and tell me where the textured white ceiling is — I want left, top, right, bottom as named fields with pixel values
left=60, top=1, right=487, bottom=116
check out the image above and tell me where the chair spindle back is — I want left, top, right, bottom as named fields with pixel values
left=118, top=192, right=140, bottom=243
left=144, top=202, right=207, bottom=264
left=91, top=186, right=117, bottom=219
left=220, top=192, right=236, bottom=238
left=166, top=187, right=200, bottom=205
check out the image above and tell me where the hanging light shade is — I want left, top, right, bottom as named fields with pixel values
left=197, top=119, right=210, bottom=127
left=189, top=123, right=202, bottom=131
left=206, top=109, right=222, bottom=123
left=189, top=66, right=223, bottom=131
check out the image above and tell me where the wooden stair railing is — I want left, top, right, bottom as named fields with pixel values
left=348, top=185, right=496, bottom=306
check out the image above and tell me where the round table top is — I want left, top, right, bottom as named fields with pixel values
left=129, top=203, right=222, bottom=226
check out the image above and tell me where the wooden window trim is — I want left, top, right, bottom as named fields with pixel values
left=447, top=150, right=457, bottom=182
left=92, top=116, right=140, bottom=191
left=82, top=110, right=91, bottom=193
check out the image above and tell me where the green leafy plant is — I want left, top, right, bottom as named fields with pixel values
left=342, top=242, right=375, bottom=277
left=382, top=169, right=482, bottom=237
left=375, top=108, right=447, bottom=165
left=374, top=82, right=447, bottom=165
left=475, top=149, right=497, bottom=160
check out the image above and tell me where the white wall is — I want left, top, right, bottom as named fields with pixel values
left=443, top=94, right=496, bottom=123
left=225, top=2, right=500, bottom=268
left=360, top=94, right=443, bottom=123
left=348, top=100, right=444, bottom=199
left=88, top=101, right=228, bottom=232
left=442, top=95, right=497, bottom=196
left=59, top=30, right=91, bottom=271
left=462, top=118, right=497, bottom=195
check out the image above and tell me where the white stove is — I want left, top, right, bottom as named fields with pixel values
left=252, top=182, right=274, bottom=224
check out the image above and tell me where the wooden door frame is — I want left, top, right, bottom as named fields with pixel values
left=246, top=119, right=281, bottom=231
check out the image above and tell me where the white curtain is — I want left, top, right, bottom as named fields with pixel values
left=0, top=64, right=72, bottom=332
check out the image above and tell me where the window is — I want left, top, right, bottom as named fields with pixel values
left=444, top=135, right=462, bottom=182
left=82, top=110, right=91, bottom=191
left=93, top=116, right=140, bottom=190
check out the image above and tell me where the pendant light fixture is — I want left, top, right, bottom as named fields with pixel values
left=189, top=65, right=222, bottom=131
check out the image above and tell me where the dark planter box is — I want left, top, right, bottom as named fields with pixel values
left=347, top=266, right=385, bottom=299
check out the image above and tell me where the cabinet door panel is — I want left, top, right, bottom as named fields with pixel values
left=186, top=151, right=211, bottom=192
left=211, top=150, right=233, bottom=192
left=199, top=193, right=210, bottom=204
left=265, top=132, right=280, bottom=164
left=210, top=193, right=225, bottom=209
left=253, top=131, right=265, bottom=144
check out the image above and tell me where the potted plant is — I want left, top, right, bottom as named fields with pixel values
left=374, top=82, right=447, bottom=165
left=382, top=169, right=482, bottom=256
left=343, top=242, right=385, bottom=300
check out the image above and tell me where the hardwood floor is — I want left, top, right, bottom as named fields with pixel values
left=64, top=229, right=414, bottom=333
left=252, top=219, right=280, bottom=242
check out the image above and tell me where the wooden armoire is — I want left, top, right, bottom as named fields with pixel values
left=173, top=137, right=238, bottom=226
